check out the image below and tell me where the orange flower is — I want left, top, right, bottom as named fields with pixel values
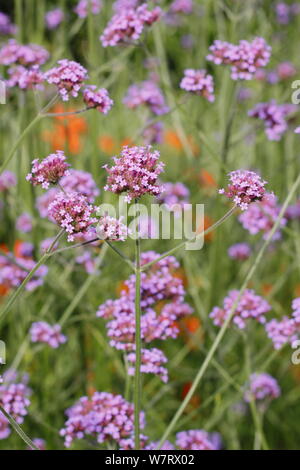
left=121, top=137, right=133, bottom=147
left=261, top=283, right=273, bottom=296
left=199, top=169, right=217, bottom=188
left=98, top=134, right=115, bottom=154
left=181, top=382, right=201, bottom=408
left=164, top=130, right=199, bottom=155
left=182, top=316, right=201, bottom=334
left=294, top=284, right=300, bottom=297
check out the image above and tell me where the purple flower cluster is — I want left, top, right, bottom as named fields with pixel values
left=248, top=101, right=295, bottom=141
left=0, top=12, right=17, bottom=36
left=180, top=69, right=215, bottom=102
left=7, top=65, right=44, bottom=90
left=60, top=391, right=145, bottom=448
left=123, top=80, right=169, bottom=115
left=100, top=4, right=161, bottom=47
left=127, top=348, right=168, bottom=383
left=26, top=150, right=70, bottom=189
left=170, top=0, right=193, bottom=14
left=96, top=215, right=129, bottom=241
left=103, top=145, right=165, bottom=202
left=219, top=170, right=267, bottom=211
left=210, top=289, right=271, bottom=329
left=48, top=192, right=97, bottom=242
left=175, top=430, right=217, bottom=450
left=0, top=254, right=48, bottom=292
left=228, top=242, right=251, bottom=261
left=60, top=169, right=100, bottom=203
left=239, top=193, right=286, bottom=241
left=30, top=322, right=67, bottom=348
left=265, top=298, right=300, bottom=350
left=255, top=61, right=296, bottom=83
left=44, top=59, right=88, bottom=101
left=207, top=37, right=271, bottom=80
left=83, top=86, right=113, bottom=114
left=16, top=213, right=33, bottom=233
left=157, top=181, right=190, bottom=214
left=45, top=8, right=64, bottom=30
left=0, top=170, right=16, bottom=191
left=74, top=0, right=102, bottom=18
left=0, top=374, right=31, bottom=439
left=275, top=2, right=300, bottom=24
left=0, top=40, right=49, bottom=66
left=244, top=373, right=281, bottom=403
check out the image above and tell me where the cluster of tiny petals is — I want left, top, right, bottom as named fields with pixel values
left=45, top=8, right=64, bottom=30
left=0, top=12, right=17, bottom=35
left=180, top=69, right=215, bottom=102
left=248, top=101, right=295, bottom=141
left=96, top=215, right=129, bottom=241
left=30, top=322, right=67, bottom=348
left=0, top=254, right=48, bottom=291
left=170, top=0, right=193, bottom=14
left=100, top=4, right=161, bottom=47
left=7, top=65, right=44, bottom=90
left=60, top=169, right=100, bottom=203
left=48, top=192, right=97, bottom=242
left=228, top=242, right=251, bottom=261
left=207, top=37, right=271, bottom=80
left=60, top=392, right=144, bottom=448
left=44, top=59, right=88, bottom=101
left=74, top=0, right=102, bottom=18
left=123, top=80, right=169, bottom=115
left=210, top=289, right=271, bottom=329
left=239, top=193, right=286, bottom=241
left=127, top=348, right=168, bottom=383
left=0, top=375, right=31, bottom=436
left=266, top=298, right=300, bottom=350
left=83, top=86, right=113, bottom=114
left=26, top=150, right=70, bottom=189
left=0, top=39, right=49, bottom=66
left=175, top=430, right=216, bottom=450
left=219, top=170, right=267, bottom=211
left=0, top=170, right=16, bottom=191
left=244, top=373, right=281, bottom=403
left=103, top=145, right=165, bottom=202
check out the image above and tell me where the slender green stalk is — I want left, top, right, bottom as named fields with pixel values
left=134, top=222, right=142, bottom=450
left=0, top=406, right=39, bottom=450
left=105, top=241, right=134, bottom=270
left=158, top=172, right=300, bottom=448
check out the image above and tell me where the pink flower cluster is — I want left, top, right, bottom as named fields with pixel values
left=180, top=69, right=215, bottom=102
left=244, top=373, right=281, bottom=403
left=207, top=37, right=271, bottom=80
left=219, top=170, right=267, bottom=211
left=7, top=65, right=44, bottom=90
left=0, top=254, right=48, bottom=292
left=16, top=213, right=33, bottom=233
left=0, top=170, right=16, bottom=191
left=275, top=2, right=300, bottom=24
left=26, top=150, right=70, bottom=189
left=175, top=430, right=217, bottom=450
left=60, top=391, right=145, bottom=448
left=103, top=145, right=165, bottom=202
left=210, top=289, right=271, bottom=329
left=0, top=40, right=49, bottom=66
left=48, top=192, right=96, bottom=242
left=100, top=4, right=161, bottom=47
left=127, top=348, right=168, bottom=383
left=265, top=298, right=300, bottom=350
left=123, top=80, right=169, bottom=115
left=74, top=0, right=102, bottom=18
left=44, top=59, right=88, bottom=101
left=0, top=12, right=17, bottom=35
left=239, top=193, right=286, bottom=241
left=30, top=322, right=67, bottom=349
left=248, top=101, right=295, bottom=141
left=255, top=61, right=296, bottom=84
left=60, top=169, right=100, bottom=203
left=96, top=215, right=129, bottom=241
left=83, top=86, right=113, bottom=114
left=45, top=8, right=64, bottom=30
left=228, top=242, right=251, bottom=261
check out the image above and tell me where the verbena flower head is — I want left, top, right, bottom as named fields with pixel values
left=100, top=4, right=161, bottom=47
left=83, top=86, right=113, bottom=114
left=45, top=8, right=64, bottom=30
left=60, top=169, right=100, bottom=203
left=239, top=192, right=286, bottom=240
left=0, top=374, right=31, bottom=436
left=44, top=59, right=88, bottom=101
left=248, top=101, right=295, bottom=141
left=7, top=65, right=44, bottom=90
left=207, top=37, right=271, bottom=80
left=244, top=373, right=280, bottom=403
left=74, top=0, right=102, bottom=18
left=60, top=391, right=145, bottom=448
left=0, top=170, right=16, bottom=191
left=0, top=12, right=17, bottom=36
left=228, top=242, right=251, bottom=261
left=36, top=188, right=58, bottom=219
left=180, top=69, right=215, bottom=102
left=210, top=289, right=271, bottom=329
left=127, top=348, right=168, bottom=382
left=16, top=213, right=33, bottom=233
left=26, top=150, right=69, bottom=189
left=219, top=170, right=267, bottom=210
left=176, top=430, right=217, bottom=450
left=170, top=0, right=193, bottom=14
left=48, top=192, right=97, bottom=242
left=123, top=80, right=169, bottom=115
left=0, top=40, right=49, bottom=66
left=96, top=214, right=129, bottom=241
left=265, top=316, right=298, bottom=350
left=103, top=145, right=165, bottom=202
left=30, top=322, right=67, bottom=348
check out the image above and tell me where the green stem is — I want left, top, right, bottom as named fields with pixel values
left=134, top=223, right=142, bottom=450
left=105, top=241, right=134, bottom=270
left=0, top=405, right=39, bottom=450
left=158, top=172, right=300, bottom=448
